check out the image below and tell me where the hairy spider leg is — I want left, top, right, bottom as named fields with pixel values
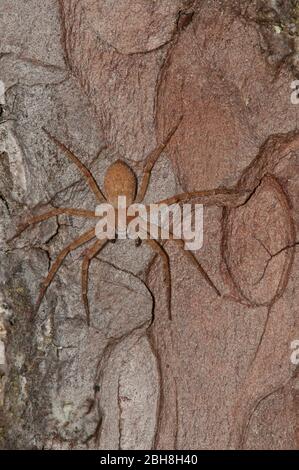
left=173, top=238, right=221, bottom=297
left=11, top=208, right=98, bottom=241
left=164, top=207, right=221, bottom=298
left=146, top=238, right=172, bottom=321
left=135, top=117, right=183, bottom=203
left=42, top=127, right=106, bottom=203
left=144, top=201, right=221, bottom=316
left=81, top=238, right=109, bottom=325
left=155, top=188, right=249, bottom=208
left=34, top=228, right=96, bottom=317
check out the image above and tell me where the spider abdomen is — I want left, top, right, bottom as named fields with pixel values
left=104, top=160, right=137, bottom=207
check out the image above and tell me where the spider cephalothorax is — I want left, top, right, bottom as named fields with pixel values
left=11, top=122, right=247, bottom=324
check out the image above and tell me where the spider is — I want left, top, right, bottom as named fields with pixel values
left=11, top=122, right=247, bottom=324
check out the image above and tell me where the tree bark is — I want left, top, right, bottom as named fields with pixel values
left=0, top=0, right=298, bottom=449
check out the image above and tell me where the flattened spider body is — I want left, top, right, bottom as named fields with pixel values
left=104, top=160, right=137, bottom=207
left=11, top=119, right=244, bottom=325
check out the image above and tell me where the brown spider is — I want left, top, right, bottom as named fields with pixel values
left=12, top=122, right=248, bottom=324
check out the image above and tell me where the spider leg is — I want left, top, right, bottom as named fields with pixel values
left=174, top=238, right=221, bottom=297
left=144, top=205, right=221, bottom=299
left=162, top=218, right=221, bottom=297
left=81, top=238, right=109, bottom=325
left=42, top=127, right=106, bottom=203
left=146, top=238, right=172, bottom=321
left=135, top=117, right=183, bottom=203
left=34, top=227, right=96, bottom=316
left=154, top=188, right=249, bottom=208
left=11, top=208, right=98, bottom=241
